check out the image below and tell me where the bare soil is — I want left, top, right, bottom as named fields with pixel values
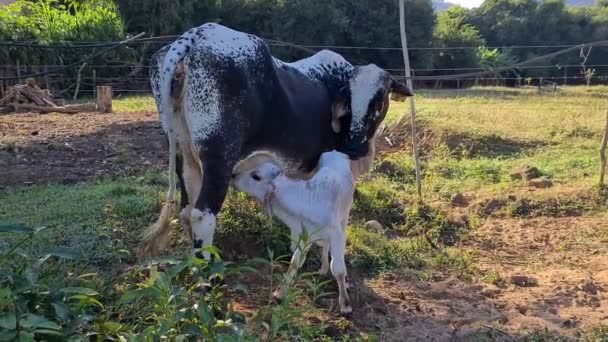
left=0, top=111, right=166, bottom=187
left=1, top=111, right=606, bottom=340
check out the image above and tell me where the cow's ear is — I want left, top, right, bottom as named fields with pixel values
left=390, top=77, right=413, bottom=102
left=331, top=86, right=350, bottom=133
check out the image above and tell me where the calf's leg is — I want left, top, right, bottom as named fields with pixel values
left=316, top=240, right=330, bottom=276
left=330, top=231, right=352, bottom=315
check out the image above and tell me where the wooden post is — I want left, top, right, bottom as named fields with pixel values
left=96, top=86, right=112, bottom=113
left=599, top=98, right=608, bottom=189
left=43, top=64, right=50, bottom=90
left=399, top=0, right=423, bottom=200
left=92, top=69, right=97, bottom=99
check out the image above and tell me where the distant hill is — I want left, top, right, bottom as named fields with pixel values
left=432, top=0, right=596, bottom=11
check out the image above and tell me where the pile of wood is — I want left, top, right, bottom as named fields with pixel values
left=0, top=78, right=96, bottom=114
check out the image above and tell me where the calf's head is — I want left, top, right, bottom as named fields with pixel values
left=332, top=64, right=413, bottom=159
left=232, top=162, right=282, bottom=202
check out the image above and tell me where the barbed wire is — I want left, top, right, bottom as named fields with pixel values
left=1, top=34, right=607, bottom=82
left=0, top=36, right=600, bottom=51
left=4, top=63, right=606, bottom=71
left=0, top=33, right=146, bottom=81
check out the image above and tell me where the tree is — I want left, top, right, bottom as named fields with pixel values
left=432, top=6, right=485, bottom=72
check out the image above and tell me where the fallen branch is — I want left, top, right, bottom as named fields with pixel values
left=10, top=103, right=96, bottom=114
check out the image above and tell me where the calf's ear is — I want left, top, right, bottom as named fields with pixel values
left=390, top=77, right=413, bottom=102
left=331, top=86, right=350, bottom=133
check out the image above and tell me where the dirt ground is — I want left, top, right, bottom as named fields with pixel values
left=0, top=111, right=166, bottom=187
left=1, top=111, right=607, bottom=340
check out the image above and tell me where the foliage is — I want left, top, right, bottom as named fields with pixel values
left=116, top=0, right=436, bottom=68
left=0, top=0, right=136, bottom=95
left=115, top=247, right=252, bottom=340
left=0, top=224, right=99, bottom=341
left=433, top=7, right=485, bottom=71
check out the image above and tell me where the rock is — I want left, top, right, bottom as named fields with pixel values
left=510, top=165, right=544, bottom=181
left=510, top=275, right=536, bottom=287
left=364, top=220, right=383, bottom=233
left=579, top=282, right=599, bottom=295
left=528, top=178, right=553, bottom=189
left=480, top=198, right=505, bottom=216
left=376, top=160, right=399, bottom=175
left=450, top=193, right=469, bottom=207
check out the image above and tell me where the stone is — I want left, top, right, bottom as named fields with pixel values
left=510, top=165, right=544, bottom=181
left=364, top=220, right=383, bottom=233
left=450, top=193, right=469, bottom=207
left=528, top=178, right=553, bottom=189
left=510, top=275, right=536, bottom=287
left=579, top=281, right=599, bottom=295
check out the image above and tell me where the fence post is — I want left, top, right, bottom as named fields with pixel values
left=96, top=86, right=112, bottom=113
left=399, top=0, right=423, bottom=200
left=93, top=69, right=97, bottom=100
left=599, top=98, right=608, bottom=189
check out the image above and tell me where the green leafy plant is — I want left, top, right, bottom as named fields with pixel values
left=116, top=247, right=254, bottom=340
left=0, top=224, right=100, bottom=341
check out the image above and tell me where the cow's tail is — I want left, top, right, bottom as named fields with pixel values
left=139, top=28, right=201, bottom=257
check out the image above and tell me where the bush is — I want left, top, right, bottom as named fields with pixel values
left=0, top=0, right=137, bottom=95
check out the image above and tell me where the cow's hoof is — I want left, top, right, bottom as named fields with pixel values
left=272, top=288, right=284, bottom=304
left=340, top=306, right=353, bottom=318
left=193, top=283, right=212, bottom=294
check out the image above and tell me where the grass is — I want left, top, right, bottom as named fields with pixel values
left=2, top=86, right=608, bottom=340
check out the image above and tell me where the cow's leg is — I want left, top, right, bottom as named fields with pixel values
left=273, top=239, right=310, bottom=301
left=316, top=239, right=330, bottom=276
left=175, top=152, right=188, bottom=212
left=178, top=146, right=202, bottom=230
left=190, top=151, right=234, bottom=260
left=330, top=230, right=352, bottom=316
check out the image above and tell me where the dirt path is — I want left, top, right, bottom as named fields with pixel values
left=0, top=111, right=166, bottom=187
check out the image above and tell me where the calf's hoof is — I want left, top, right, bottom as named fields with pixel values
left=317, top=267, right=329, bottom=276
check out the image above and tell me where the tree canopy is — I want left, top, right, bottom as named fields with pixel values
left=1, top=0, right=607, bottom=87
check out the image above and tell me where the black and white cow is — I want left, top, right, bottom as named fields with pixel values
left=142, top=23, right=412, bottom=259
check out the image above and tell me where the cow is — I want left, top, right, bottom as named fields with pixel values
left=141, top=23, right=412, bottom=260
left=232, top=150, right=355, bottom=315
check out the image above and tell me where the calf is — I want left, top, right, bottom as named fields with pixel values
left=142, top=23, right=412, bottom=258
left=232, top=150, right=355, bottom=315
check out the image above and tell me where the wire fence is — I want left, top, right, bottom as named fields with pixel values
left=1, top=34, right=607, bottom=99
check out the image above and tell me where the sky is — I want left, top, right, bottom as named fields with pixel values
left=445, top=0, right=484, bottom=8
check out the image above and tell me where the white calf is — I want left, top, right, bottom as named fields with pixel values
left=232, top=150, right=355, bottom=315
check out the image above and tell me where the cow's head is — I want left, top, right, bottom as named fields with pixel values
left=332, top=64, right=412, bottom=159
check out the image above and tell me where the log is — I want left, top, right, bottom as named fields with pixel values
left=96, top=86, right=112, bottom=113
left=10, top=103, right=96, bottom=114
